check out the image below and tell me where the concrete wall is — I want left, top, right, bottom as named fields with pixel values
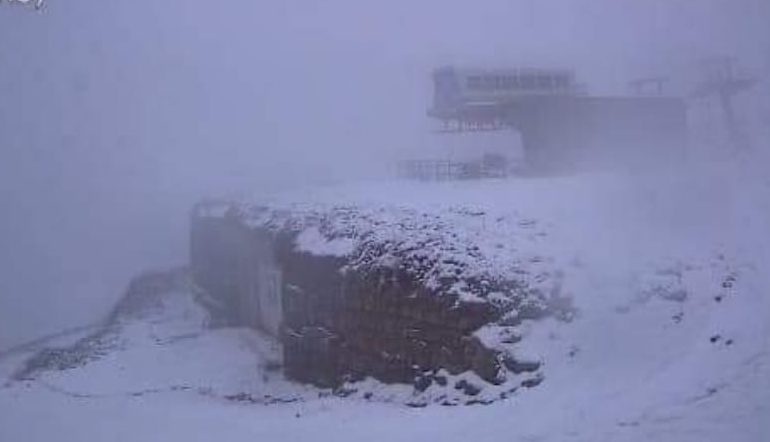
left=507, top=96, right=688, bottom=170
left=190, top=206, right=282, bottom=336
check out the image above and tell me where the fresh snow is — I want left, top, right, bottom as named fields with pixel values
left=1, top=164, right=769, bottom=441
left=295, top=226, right=356, bottom=257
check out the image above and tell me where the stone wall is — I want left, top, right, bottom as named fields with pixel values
left=280, top=250, right=502, bottom=387
left=190, top=206, right=505, bottom=388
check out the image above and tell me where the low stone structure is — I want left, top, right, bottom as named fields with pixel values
left=190, top=201, right=555, bottom=389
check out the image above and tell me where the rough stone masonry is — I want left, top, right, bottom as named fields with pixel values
left=190, top=201, right=559, bottom=390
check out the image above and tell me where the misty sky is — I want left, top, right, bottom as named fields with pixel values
left=1, top=0, right=768, bottom=348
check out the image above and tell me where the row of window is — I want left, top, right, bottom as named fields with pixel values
left=466, top=74, right=571, bottom=91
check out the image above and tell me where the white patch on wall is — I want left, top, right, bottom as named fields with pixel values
left=257, top=266, right=282, bottom=337
left=294, top=226, right=355, bottom=257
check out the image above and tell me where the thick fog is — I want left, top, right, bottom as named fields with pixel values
left=1, top=0, right=768, bottom=349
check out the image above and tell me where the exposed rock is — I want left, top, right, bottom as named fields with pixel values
left=501, top=354, right=541, bottom=374
left=454, top=379, right=482, bottom=396
left=414, top=374, right=433, bottom=392
left=521, top=374, right=544, bottom=388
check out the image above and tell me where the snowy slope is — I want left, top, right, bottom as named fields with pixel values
left=1, top=165, right=768, bottom=441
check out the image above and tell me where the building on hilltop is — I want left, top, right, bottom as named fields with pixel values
left=427, top=66, right=688, bottom=172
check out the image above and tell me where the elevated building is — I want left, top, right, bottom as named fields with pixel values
left=428, top=66, right=687, bottom=170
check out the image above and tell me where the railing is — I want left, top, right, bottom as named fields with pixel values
left=397, top=158, right=510, bottom=181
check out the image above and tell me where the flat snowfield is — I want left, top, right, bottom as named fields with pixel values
left=2, top=165, right=769, bottom=442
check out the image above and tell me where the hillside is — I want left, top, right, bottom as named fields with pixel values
left=1, top=165, right=768, bottom=441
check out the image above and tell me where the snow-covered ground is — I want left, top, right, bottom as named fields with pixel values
left=1, top=163, right=768, bottom=441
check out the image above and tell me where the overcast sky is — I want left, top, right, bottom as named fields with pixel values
left=1, top=0, right=768, bottom=349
